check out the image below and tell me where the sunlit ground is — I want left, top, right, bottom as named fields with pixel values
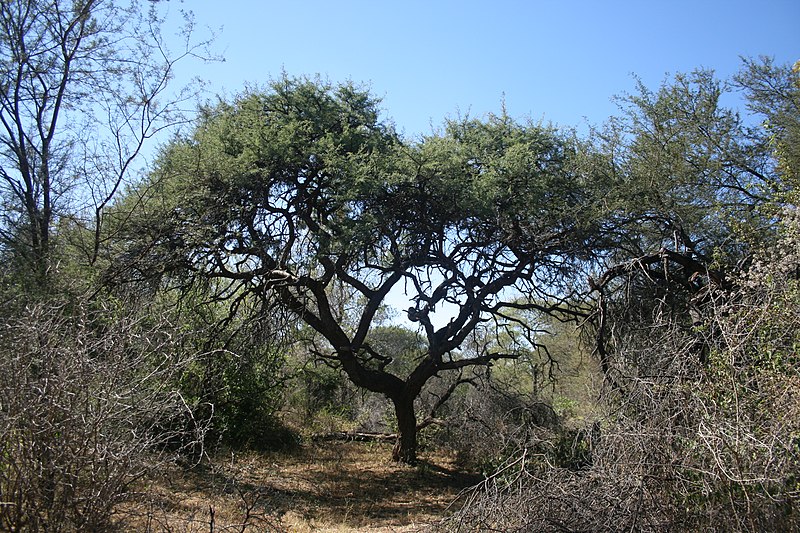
left=121, top=441, right=481, bottom=532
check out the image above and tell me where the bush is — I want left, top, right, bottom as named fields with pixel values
left=0, top=300, right=204, bottom=531
left=160, top=289, right=296, bottom=453
left=439, top=214, right=800, bottom=532
left=197, top=345, right=294, bottom=451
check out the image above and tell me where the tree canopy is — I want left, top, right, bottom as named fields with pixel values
left=124, top=75, right=606, bottom=462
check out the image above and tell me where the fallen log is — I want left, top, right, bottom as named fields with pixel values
left=310, top=431, right=396, bottom=443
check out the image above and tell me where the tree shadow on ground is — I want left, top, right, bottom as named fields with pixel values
left=134, top=441, right=482, bottom=531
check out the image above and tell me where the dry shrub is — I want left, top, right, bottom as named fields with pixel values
left=0, top=300, right=206, bottom=532
left=440, top=218, right=800, bottom=532
left=442, top=362, right=799, bottom=531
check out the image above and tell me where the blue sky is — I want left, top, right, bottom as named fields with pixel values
left=170, top=1, right=799, bottom=137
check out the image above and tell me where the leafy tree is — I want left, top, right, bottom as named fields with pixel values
left=597, top=68, right=782, bottom=259
left=126, top=76, right=601, bottom=463
left=735, top=56, right=800, bottom=202
left=0, top=0, right=210, bottom=287
left=585, top=61, right=798, bottom=380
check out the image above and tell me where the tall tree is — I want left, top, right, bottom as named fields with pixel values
left=587, top=59, right=798, bottom=382
left=0, top=0, right=210, bottom=286
left=125, top=76, right=600, bottom=463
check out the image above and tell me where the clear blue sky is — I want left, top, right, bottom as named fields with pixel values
left=170, top=0, right=799, bottom=137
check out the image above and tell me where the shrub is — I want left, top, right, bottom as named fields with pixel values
left=439, top=215, right=800, bottom=532
left=0, top=300, right=204, bottom=531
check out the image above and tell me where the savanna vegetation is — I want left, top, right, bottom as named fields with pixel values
left=1, top=1, right=798, bottom=530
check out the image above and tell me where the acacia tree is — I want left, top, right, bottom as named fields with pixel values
left=0, top=0, right=211, bottom=285
left=128, top=76, right=600, bottom=463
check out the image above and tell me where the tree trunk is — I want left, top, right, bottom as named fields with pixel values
left=391, top=396, right=417, bottom=464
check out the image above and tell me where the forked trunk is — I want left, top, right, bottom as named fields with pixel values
left=391, top=396, right=417, bottom=464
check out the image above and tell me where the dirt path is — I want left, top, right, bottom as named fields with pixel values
left=125, top=441, right=481, bottom=532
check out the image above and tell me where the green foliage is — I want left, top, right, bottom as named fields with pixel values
left=736, top=57, right=800, bottom=203
left=131, top=74, right=595, bottom=286
left=128, top=75, right=396, bottom=276
left=298, top=364, right=356, bottom=418
left=212, top=347, right=294, bottom=450
left=588, top=65, right=789, bottom=268
left=168, top=292, right=293, bottom=451
left=365, top=325, right=426, bottom=374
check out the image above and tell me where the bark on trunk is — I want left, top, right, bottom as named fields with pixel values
left=391, top=396, right=417, bottom=464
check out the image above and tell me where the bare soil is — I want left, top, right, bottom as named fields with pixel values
left=121, top=441, right=481, bottom=532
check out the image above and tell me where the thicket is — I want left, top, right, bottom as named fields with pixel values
left=438, top=60, right=800, bottom=531
left=0, top=298, right=207, bottom=531
left=439, top=214, right=800, bottom=531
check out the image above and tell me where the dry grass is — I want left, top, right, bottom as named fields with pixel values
left=119, top=441, right=481, bottom=532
